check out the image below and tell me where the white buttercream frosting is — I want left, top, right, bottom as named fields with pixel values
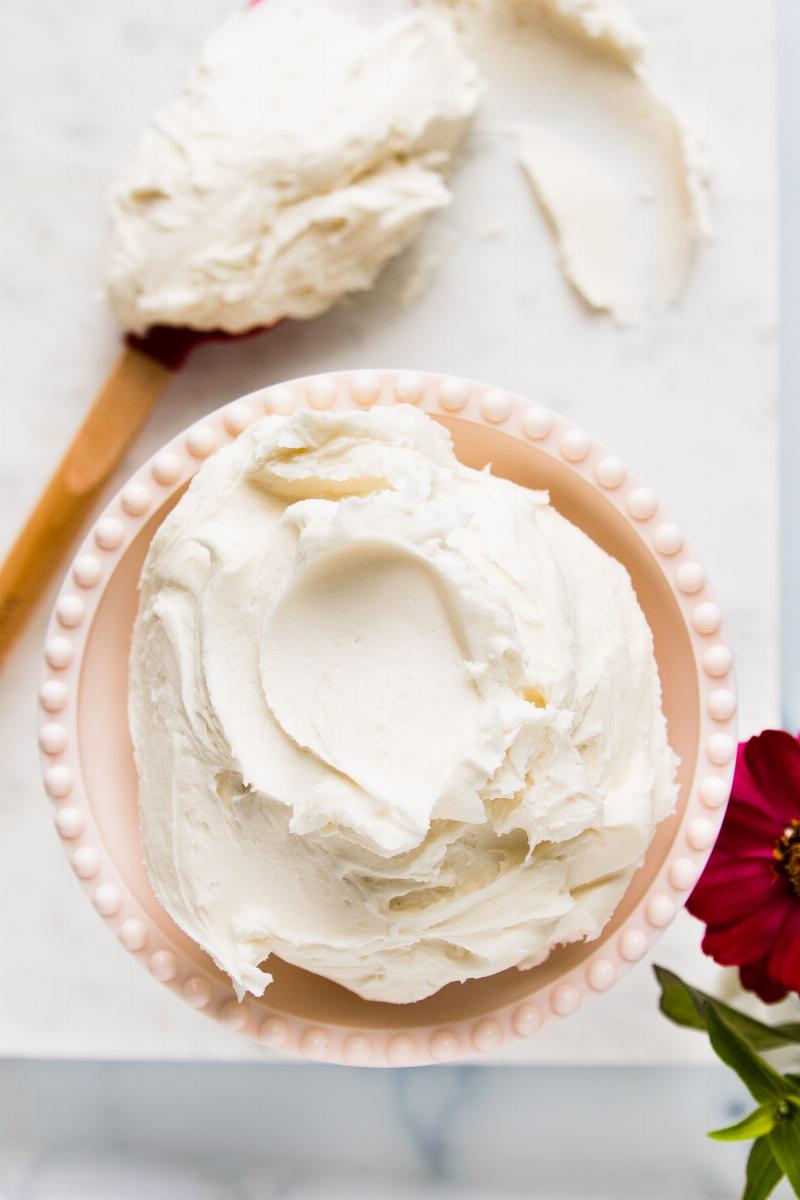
left=427, top=0, right=711, bottom=323
left=106, top=0, right=710, bottom=334
left=106, top=0, right=481, bottom=334
left=130, top=403, right=678, bottom=1004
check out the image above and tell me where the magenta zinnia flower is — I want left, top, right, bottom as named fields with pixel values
left=687, top=730, right=800, bottom=1003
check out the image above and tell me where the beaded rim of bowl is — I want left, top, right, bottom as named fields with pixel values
left=39, top=370, right=737, bottom=1067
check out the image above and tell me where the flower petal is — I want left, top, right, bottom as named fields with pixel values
left=691, top=856, right=768, bottom=892
left=731, top=742, right=770, bottom=809
left=739, top=958, right=788, bottom=1004
left=741, top=731, right=800, bottom=824
left=688, top=859, right=781, bottom=926
left=767, top=906, right=800, bottom=994
left=701, top=900, right=788, bottom=967
left=717, top=799, right=784, bottom=853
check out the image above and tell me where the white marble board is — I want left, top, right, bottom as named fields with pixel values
left=0, top=0, right=778, bottom=1061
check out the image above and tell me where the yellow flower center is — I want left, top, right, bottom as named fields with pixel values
left=774, top=818, right=800, bottom=897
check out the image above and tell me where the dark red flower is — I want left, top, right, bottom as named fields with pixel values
left=687, top=730, right=800, bottom=1003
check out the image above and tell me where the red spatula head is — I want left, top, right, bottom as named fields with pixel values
left=126, top=322, right=276, bottom=371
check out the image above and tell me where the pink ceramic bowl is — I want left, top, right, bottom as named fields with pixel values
left=39, top=370, right=737, bottom=1066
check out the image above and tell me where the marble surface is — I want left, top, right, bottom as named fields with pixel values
left=0, top=1060, right=794, bottom=1200
left=0, top=0, right=780, bottom=1065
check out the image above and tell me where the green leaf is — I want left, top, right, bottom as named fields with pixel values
left=654, top=965, right=800, bottom=1050
left=654, top=964, right=708, bottom=1031
left=706, top=1007, right=790, bottom=1103
left=785, top=1074, right=800, bottom=1094
left=769, top=1114, right=800, bottom=1196
left=709, top=1103, right=777, bottom=1142
left=743, top=1136, right=784, bottom=1200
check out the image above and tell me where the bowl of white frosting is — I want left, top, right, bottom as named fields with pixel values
left=39, top=370, right=737, bottom=1065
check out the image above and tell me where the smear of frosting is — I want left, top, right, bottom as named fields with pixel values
left=105, top=0, right=482, bottom=334
left=427, top=0, right=711, bottom=323
left=130, top=404, right=678, bottom=1003
left=107, top=0, right=709, bottom=332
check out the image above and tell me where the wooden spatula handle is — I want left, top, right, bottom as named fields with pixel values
left=0, top=347, right=173, bottom=667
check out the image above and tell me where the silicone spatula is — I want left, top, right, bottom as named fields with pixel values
left=0, top=0, right=273, bottom=667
